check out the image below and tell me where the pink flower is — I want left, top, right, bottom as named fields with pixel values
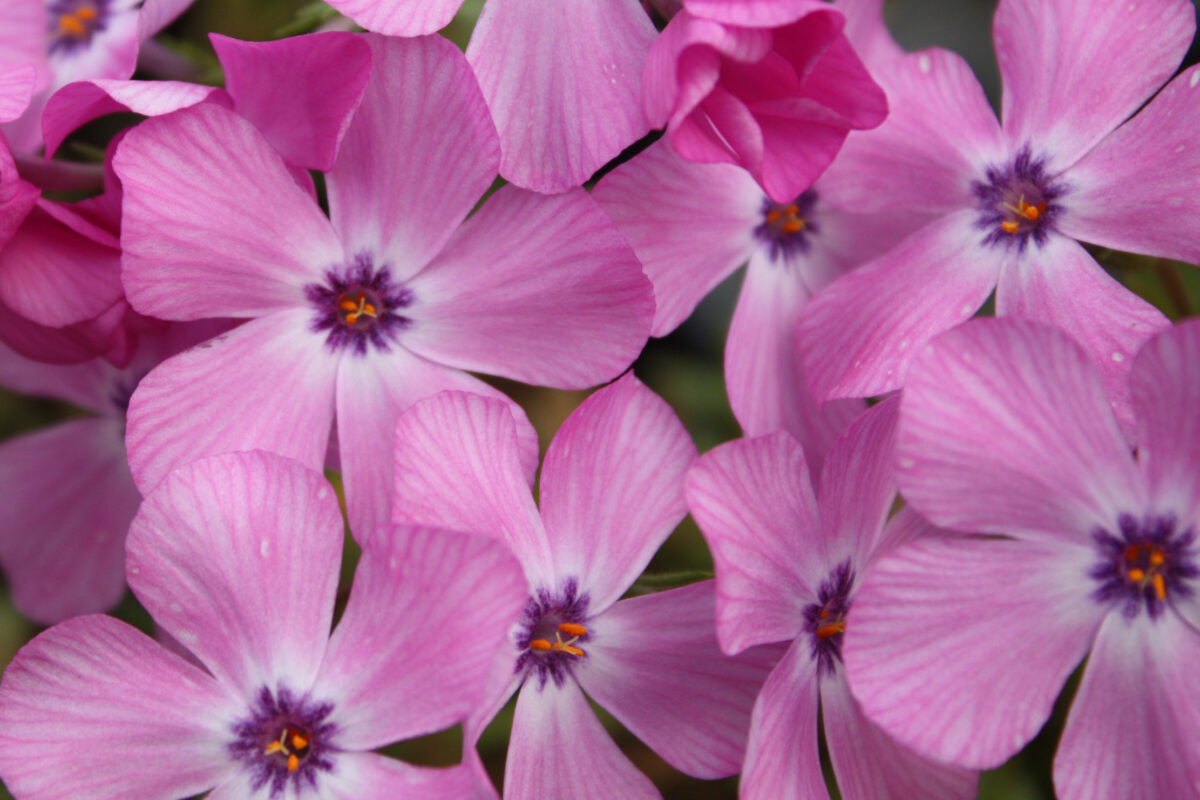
left=643, top=0, right=888, bottom=203
left=391, top=376, right=777, bottom=799
left=113, top=34, right=652, bottom=539
left=0, top=451, right=526, bottom=800
left=843, top=318, right=1200, bottom=800
left=686, top=399, right=977, bottom=799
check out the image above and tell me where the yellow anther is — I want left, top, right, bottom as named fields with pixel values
left=265, top=741, right=284, bottom=755
left=287, top=754, right=300, bottom=772
left=530, top=639, right=553, bottom=652
left=1150, top=549, right=1166, bottom=567
left=1153, top=572, right=1167, bottom=601
left=363, top=303, right=377, bottom=316
left=1128, top=567, right=1146, bottom=582
left=339, top=299, right=358, bottom=312
left=558, top=622, right=587, bottom=637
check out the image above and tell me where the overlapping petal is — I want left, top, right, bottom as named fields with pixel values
left=0, top=64, right=36, bottom=122
left=323, top=0, right=463, bottom=36
left=309, top=754, right=493, bottom=800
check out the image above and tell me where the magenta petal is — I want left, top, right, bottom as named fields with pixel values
left=820, top=672, right=977, bottom=800
left=0, top=139, right=37, bottom=251
left=505, top=681, right=659, bottom=800
left=1053, top=612, right=1200, bottom=800
left=898, top=317, right=1144, bottom=545
left=540, top=375, right=697, bottom=613
left=324, top=0, right=463, bottom=35
left=127, top=451, right=343, bottom=699
left=0, top=615, right=238, bottom=800
left=995, top=0, right=1195, bottom=169
left=136, top=0, right=196, bottom=40
left=309, top=754, right=493, bottom=800
left=0, top=297, right=126, bottom=365
left=316, top=526, right=524, bottom=749
left=327, top=34, right=497, bottom=281
left=0, top=64, right=36, bottom=122
left=212, top=32, right=372, bottom=172
left=685, top=0, right=833, bottom=26
left=467, top=0, right=655, bottom=192
left=404, top=186, right=652, bottom=388
left=580, top=581, right=777, bottom=778
left=125, top=310, right=338, bottom=496
left=843, top=536, right=1103, bottom=768
left=798, top=211, right=1002, bottom=400
left=116, top=103, right=342, bottom=320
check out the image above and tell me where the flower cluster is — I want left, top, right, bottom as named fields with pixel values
left=0, top=0, right=1197, bottom=798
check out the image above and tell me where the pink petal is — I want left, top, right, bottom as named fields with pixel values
left=125, top=310, right=338, bottom=496
left=467, top=0, right=655, bottom=192
left=836, top=0, right=904, bottom=66
left=0, top=137, right=37, bottom=252
left=404, top=186, right=652, bottom=388
left=316, top=526, right=525, bottom=749
left=1056, top=63, right=1200, bottom=265
left=309, top=754, right=494, bottom=800
left=0, top=615, right=238, bottom=800
left=504, top=680, right=659, bottom=800
left=323, top=0, right=463, bottom=35
left=843, top=536, right=1104, bottom=769
left=897, top=317, right=1144, bottom=546
left=820, top=672, right=978, bottom=800
left=0, top=418, right=135, bottom=624
left=686, top=432, right=820, bottom=653
left=995, top=0, right=1195, bottom=170
left=591, top=139, right=761, bottom=337
left=539, top=374, right=697, bottom=613
left=0, top=337, right=117, bottom=411
left=211, top=32, right=372, bottom=171
left=115, top=103, right=342, bottom=320
left=0, top=64, right=36, bottom=122
left=0, top=296, right=125, bottom=365
left=579, top=581, right=777, bottom=778
left=327, top=34, right=497, bottom=282
left=336, top=348, right=538, bottom=543
left=136, top=0, right=195, bottom=40
left=685, top=0, right=834, bottom=26
left=797, top=211, right=1002, bottom=401
left=1053, top=611, right=1200, bottom=800
left=126, top=451, right=343, bottom=700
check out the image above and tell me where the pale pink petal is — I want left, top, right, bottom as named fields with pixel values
left=820, top=672, right=978, bottom=800
left=392, top=391, right=552, bottom=585
left=49, top=10, right=140, bottom=90
left=686, top=432, right=820, bottom=653
left=0, top=64, right=36, bottom=122
left=504, top=681, right=659, bottom=800
left=797, top=211, right=1003, bottom=401
left=591, top=139, right=761, bottom=336
left=127, top=451, right=343, bottom=699
left=685, top=0, right=833, bottom=26
left=0, top=418, right=135, bottom=624
left=467, top=0, right=655, bottom=192
left=0, top=297, right=125, bottom=365
left=0, top=0, right=47, bottom=81
left=0, top=615, right=238, bottom=800
left=540, top=374, right=697, bottom=613
left=336, top=347, right=538, bottom=544
left=313, top=754, right=494, bottom=800
left=843, top=536, right=1103, bottom=769
left=1056, top=64, right=1200, bottom=265
left=996, top=236, right=1168, bottom=426
left=898, top=318, right=1144, bottom=545
left=316, top=526, right=525, bottom=749
left=995, top=0, right=1194, bottom=170
left=1053, top=611, right=1200, bottom=800
left=125, top=309, right=338, bottom=495
left=579, top=581, right=777, bottom=778
left=836, top=0, right=904, bottom=66
left=327, top=34, right=497, bottom=282
left=115, top=103, right=343, bottom=320
left=324, top=0, right=463, bottom=35
left=404, top=185, right=652, bottom=389
left=136, top=0, right=195, bottom=40
left=0, top=338, right=117, bottom=411
left=212, top=32, right=372, bottom=171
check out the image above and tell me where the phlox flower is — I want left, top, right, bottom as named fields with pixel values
left=390, top=376, right=778, bottom=800
left=0, top=450, right=527, bottom=799
left=798, top=0, right=1199, bottom=414
left=113, top=34, right=652, bottom=539
left=685, top=399, right=976, bottom=799
left=843, top=318, right=1200, bottom=800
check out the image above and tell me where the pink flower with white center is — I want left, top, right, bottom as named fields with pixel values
left=0, top=450, right=526, bottom=800
left=113, top=34, right=652, bottom=539
left=797, top=0, right=1199, bottom=416
left=686, top=399, right=977, bottom=799
left=843, top=318, right=1200, bottom=800
left=391, top=376, right=778, bottom=800
left=643, top=0, right=888, bottom=203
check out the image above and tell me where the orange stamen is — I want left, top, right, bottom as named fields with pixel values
left=1125, top=544, right=1140, bottom=562
left=291, top=732, right=309, bottom=750
left=58, top=14, right=87, bottom=36
left=1153, top=572, right=1167, bottom=600
left=782, top=219, right=805, bottom=234
left=558, top=622, right=587, bottom=637
left=1023, top=203, right=1039, bottom=221
left=339, top=299, right=358, bottom=312
left=1149, top=549, right=1166, bottom=567
left=265, top=741, right=283, bottom=755
left=816, top=621, right=846, bottom=639
left=75, top=6, right=97, bottom=19
left=1128, top=567, right=1146, bottom=582
left=784, top=204, right=800, bottom=215
left=766, top=209, right=782, bottom=223
left=530, top=639, right=552, bottom=651
left=1001, top=220, right=1020, bottom=234
left=287, top=754, right=300, bottom=772
left=363, top=303, right=377, bottom=316
left=561, top=645, right=585, bottom=657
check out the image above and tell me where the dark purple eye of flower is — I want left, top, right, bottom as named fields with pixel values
left=1090, top=512, right=1198, bottom=620
left=972, top=146, right=1068, bottom=251
left=514, top=578, right=591, bottom=689
left=803, top=560, right=854, bottom=677
left=305, top=252, right=413, bottom=355
left=229, top=687, right=338, bottom=797
left=754, top=188, right=819, bottom=261
left=48, top=0, right=108, bottom=53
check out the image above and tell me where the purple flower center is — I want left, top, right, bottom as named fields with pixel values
left=48, top=0, right=109, bottom=54
left=514, top=578, right=591, bottom=690
left=304, top=253, right=413, bottom=355
left=971, top=146, right=1068, bottom=252
left=229, top=686, right=338, bottom=797
left=1090, top=512, right=1198, bottom=620
left=754, top=189, right=819, bottom=261
left=802, top=561, right=854, bottom=677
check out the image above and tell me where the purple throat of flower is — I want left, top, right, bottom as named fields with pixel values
left=514, top=577, right=592, bottom=690
left=305, top=252, right=414, bottom=355
left=48, top=0, right=109, bottom=53
left=228, top=686, right=338, bottom=797
left=971, top=145, right=1069, bottom=252
left=1090, top=512, right=1198, bottom=620
left=754, top=188, right=819, bottom=262
left=803, top=560, right=854, bottom=678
